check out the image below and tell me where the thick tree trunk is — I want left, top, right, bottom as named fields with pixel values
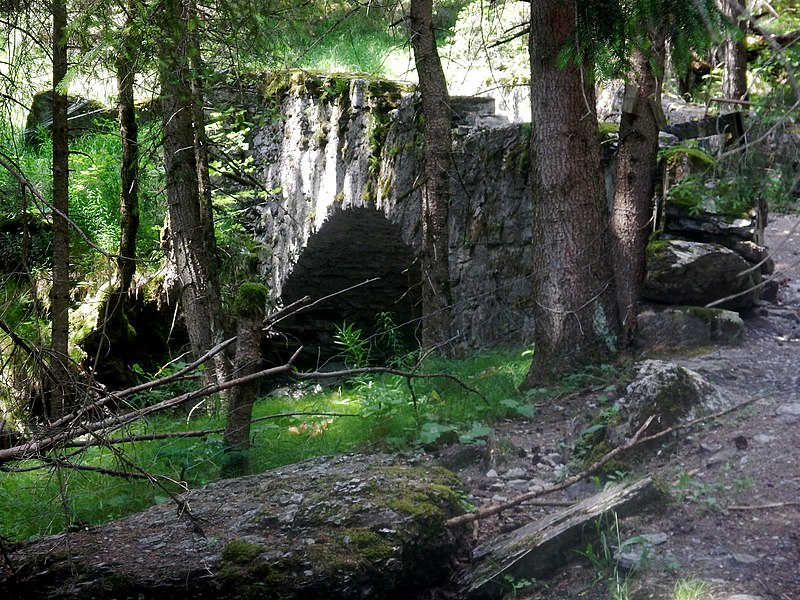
left=720, top=0, right=748, bottom=107
left=222, top=284, right=268, bottom=477
left=157, top=0, right=227, bottom=388
left=116, top=10, right=139, bottom=294
left=524, top=0, right=620, bottom=386
left=49, top=0, right=70, bottom=419
left=410, top=0, right=453, bottom=354
left=612, top=42, right=664, bottom=348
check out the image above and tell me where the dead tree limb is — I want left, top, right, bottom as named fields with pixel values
left=0, top=347, right=303, bottom=465
left=728, top=501, right=800, bottom=511
left=446, top=396, right=760, bottom=527
left=57, top=411, right=359, bottom=449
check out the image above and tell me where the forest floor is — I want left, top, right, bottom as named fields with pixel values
left=444, top=213, right=800, bottom=600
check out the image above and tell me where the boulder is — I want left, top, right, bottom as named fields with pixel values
left=0, top=454, right=467, bottom=600
left=608, top=360, right=727, bottom=448
left=644, top=239, right=759, bottom=309
left=664, top=203, right=766, bottom=246
left=637, top=305, right=744, bottom=350
left=24, top=91, right=115, bottom=146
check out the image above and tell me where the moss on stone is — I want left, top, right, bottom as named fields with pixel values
left=221, top=539, right=264, bottom=564
left=646, top=237, right=670, bottom=256
left=306, top=528, right=395, bottom=572
left=685, top=306, right=724, bottom=321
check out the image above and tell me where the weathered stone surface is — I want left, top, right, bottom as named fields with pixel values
left=608, top=360, right=727, bottom=447
left=233, top=73, right=538, bottom=349
left=461, top=478, right=658, bottom=600
left=1, top=454, right=467, bottom=600
left=644, top=239, right=759, bottom=309
left=665, top=204, right=765, bottom=246
left=637, top=305, right=744, bottom=350
left=728, top=240, right=774, bottom=275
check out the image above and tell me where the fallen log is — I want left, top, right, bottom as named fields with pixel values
left=461, top=477, right=658, bottom=600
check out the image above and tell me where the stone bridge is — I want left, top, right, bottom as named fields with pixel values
left=215, top=73, right=535, bottom=359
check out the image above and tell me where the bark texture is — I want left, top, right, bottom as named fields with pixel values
left=720, top=0, right=748, bottom=106
left=157, top=0, right=227, bottom=387
left=524, top=0, right=620, bottom=386
left=612, top=43, right=664, bottom=348
left=116, top=9, right=139, bottom=294
left=49, top=0, right=70, bottom=419
left=222, top=284, right=268, bottom=477
left=410, top=0, right=454, bottom=353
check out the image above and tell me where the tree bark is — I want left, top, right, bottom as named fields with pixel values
left=409, top=0, right=453, bottom=354
left=611, top=41, right=665, bottom=348
left=720, top=0, right=748, bottom=107
left=523, top=0, right=620, bottom=386
left=222, top=284, right=268, bottom=477
left=157, top=0, right=228, bottom=388
left=49, top=0, right=70, bottom=420
left=116, top=5, right=139, bottom=295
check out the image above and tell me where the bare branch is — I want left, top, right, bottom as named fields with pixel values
left=59, top=411, right=359, bottom=448
left=0, top=347, right=303, bottom=465
left=446, top=396, right=760, bottom=527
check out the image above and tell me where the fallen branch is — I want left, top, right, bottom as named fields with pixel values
left=446, top=397, right=760, bottom=528
left=446, top=416, right=655, bottom=528
left=0, top=347, right=303, bottom=465
left=728, top=501, right=800, bottom=511
left=58, top=411, right=359, bottom=449
left=295, top=365, right=487, bottom=403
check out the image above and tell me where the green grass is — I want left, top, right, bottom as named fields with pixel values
left=0, top=347, right=534, bottom=542
left=673, top=578, right=711, bottom=600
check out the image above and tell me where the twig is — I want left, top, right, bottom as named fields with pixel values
left=58, top=411, right=358, bottom=448
left=728, top=501, right=800, bottom=511
left=35, top=457, right=151, bottom=479
left=445, top=416, right=656, bottom=528
left=446, top=396, right=760, bottom=528
left=0, top=347, right=303, bottom=464
left=293, top=365, right=488, bottom=403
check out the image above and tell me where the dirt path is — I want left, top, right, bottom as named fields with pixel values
left=453, top=214, right=800, bottom=600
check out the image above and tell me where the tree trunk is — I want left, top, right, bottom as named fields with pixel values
left=720, top=0, right=748, bottom=107
left=523, top=0, right=620, bottom=386
left=409, top=0, right=453, bottom=354
left=188, top=0, right=229, bottom=385
left=611, top=41, right=665, bottom=348
left=49, top=0, right=70, bottom=420
left=116, top=6, right=139, bottom=295
left=157, top=0, right=227, bottom=389
left=222, top=284, right=268, bottom=477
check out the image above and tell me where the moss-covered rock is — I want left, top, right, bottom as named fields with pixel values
left=1, top=454, right=467, bottom=600
left=637, top=305, right=744, bottom=351
left=607, top=360, right=727, bottom=450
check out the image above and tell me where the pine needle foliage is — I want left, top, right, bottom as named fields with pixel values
left=568, top=0, right=731, bottom=81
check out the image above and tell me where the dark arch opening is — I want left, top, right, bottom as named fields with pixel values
left=271, top=207, right=421, bottom=369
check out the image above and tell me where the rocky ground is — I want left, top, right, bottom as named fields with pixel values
left=443, top=214, right=800, bottom=600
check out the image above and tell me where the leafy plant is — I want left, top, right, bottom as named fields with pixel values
left=502, top=573, right=534, bottom=599
left=334, top=321, right=371, bottom=368
left=577, top=512, right=648, bottom=598
left=673, top=470, right=723, bottom=511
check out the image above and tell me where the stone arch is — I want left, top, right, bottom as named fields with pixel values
left=274, top=207, right=420, bottom=368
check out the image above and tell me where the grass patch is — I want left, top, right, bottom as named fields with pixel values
left=0, top=347, right=533, bottom=542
